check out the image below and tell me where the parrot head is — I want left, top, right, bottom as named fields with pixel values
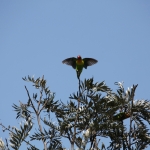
left=77, top=55, right=82, bottom=60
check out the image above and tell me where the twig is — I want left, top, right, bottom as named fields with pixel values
left=25, top=85, right=47, bottom=150
left=25, top=86, right=37, bottom=114
left=72, top=78, right=81, bottom=150
left=36, top=87, right=47, bottom=150
left=36, top=113, right=47, bottom=150
left=129, top=84, right=138, bottom=150
left=37, top=87, right=43, bottom=113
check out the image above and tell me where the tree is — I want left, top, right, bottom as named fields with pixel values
left=0, top=75, right=150, bottom=150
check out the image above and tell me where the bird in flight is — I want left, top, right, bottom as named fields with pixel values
left=62, top=55, right=98, bottom=79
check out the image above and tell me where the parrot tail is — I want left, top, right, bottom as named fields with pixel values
left=76, top=71, right=81, bottom=79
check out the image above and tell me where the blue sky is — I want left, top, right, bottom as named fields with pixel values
left=0, top=1, right=150, bottom=149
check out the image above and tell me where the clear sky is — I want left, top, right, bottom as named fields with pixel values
left=0, top=1, right=150, bottom=149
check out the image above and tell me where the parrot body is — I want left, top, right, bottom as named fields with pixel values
left=113, top=112, right=130, bottom=121
left=76, top=58, right=84, bottom=79
left=62, top=55, right=98, bottom=79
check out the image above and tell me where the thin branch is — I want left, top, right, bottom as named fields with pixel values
left=25, top=85, right=47, bottom=150
left=37, top=88, right=43, bottom=113
left=39, top=99, right=48, bottom=115
left=36, top=113, right=47, bottom=150
left=129, top=84, right=138, bottom=149
left=25, top=86, right=37, bottom=114
left=36, top=87, right=47, bottom=150
left=72, top=78, right=81, bottom=150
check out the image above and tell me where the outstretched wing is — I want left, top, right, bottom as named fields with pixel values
left=83, top=58, right=98, bottom=69
left=62, top=57, right=76, bottom=69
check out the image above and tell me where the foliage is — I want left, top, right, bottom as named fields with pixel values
left=0, top=75, right=150, bottom=150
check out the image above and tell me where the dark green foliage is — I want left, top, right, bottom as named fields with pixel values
left=27, top=146, right=39, bottom=150
left=12, top=102, right=32, bottom=120
left=30, top=128, right=62, bottom=149
left=1, top=75, right=150, bottom=150
left=9, top=118, right=33, bottom=150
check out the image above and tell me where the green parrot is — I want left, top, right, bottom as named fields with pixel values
left=113, top=112, right=130, bottom=121
left=62, top=55, right=98, bottom=79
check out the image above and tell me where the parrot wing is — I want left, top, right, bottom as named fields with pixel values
left=83, top=58, right=98, bottom=69
left=62, top=57, right=76, bottom=69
